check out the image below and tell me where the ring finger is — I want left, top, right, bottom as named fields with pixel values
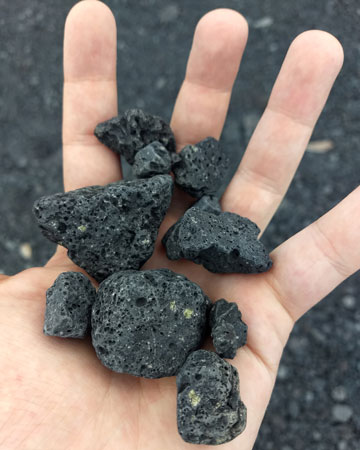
left=222, top=30, right=344, bottom=232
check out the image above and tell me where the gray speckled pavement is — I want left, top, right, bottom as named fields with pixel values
left=0, top=1, right=359, bottom=448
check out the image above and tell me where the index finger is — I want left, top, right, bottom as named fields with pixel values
left=62, top=0, right=121, bottom=191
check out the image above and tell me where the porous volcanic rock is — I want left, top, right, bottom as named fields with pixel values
left=193, top=195, right=222, bottom=215
left=91, top=269, right=211, bottom=378
left=162, top=207, right=272, bottom=273
left=172, top=137, right=229, bottom=198
left=33, top=175, right=173, bottom=282
left=132, top=141, right=172, bottom=178
left=94, top=109, right=176, bottom=164
left=209, top=299, right=247, bottom=359
left=176, top=350, right=247, bottom=445
left=44, top=271, right=96, bottom=338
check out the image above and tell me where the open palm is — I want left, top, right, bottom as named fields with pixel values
left=1, top=2, right=358, bottom=449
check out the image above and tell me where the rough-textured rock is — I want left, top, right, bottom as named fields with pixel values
left=33, top=175, right=173, bottom=282
left=177, top=350, right=247, bottom=445
left=92, top=269, right=211, bottom=378
left=170, top=152, right=182, bottom=166
left=163, top=207, right=272, bottom=273
left=172, top=137, right=229, bottom=198
left=44, top=272, right=96, bottom=338
left=132, top=141, right=172, bottom=178
left=193, top=195, right=222, bottom=215
left=209, top=299, right=247, bottom=359
left=94, top=109, right=176, bottom=164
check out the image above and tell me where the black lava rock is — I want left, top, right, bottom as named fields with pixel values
left=193, top=195, right=222, bottom=215
left=163, top=207, right=272, bottom=273
left=162, top=207, right=272, bottom=273
left=170, top=152, right=182, bottom=166
left=33, top=175, right=173, bottom=282
left=172, top=137, right=229, bottom=198
left=94, top=109, right=176, bottom=164
left=132, top=141, right=172, bottom=178
left=209, top=299, right=247, bottom=359
left=44, top=272, right=96, bottom=338
left=91, top=269, right=211, bottom=378
left=176, top=350, right=247, bottom=445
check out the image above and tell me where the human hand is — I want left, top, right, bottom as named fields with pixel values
left=1, top=1, right=357, bottom=449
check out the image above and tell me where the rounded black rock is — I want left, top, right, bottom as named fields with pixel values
left=94, top=109, right=176, bottom=164
left=33, top=175, right=173, bottom=282
left=172, top=137, right=229, bottom=198
left=162, top=207, right=272, bottom=274
left=44, top=272, right=96, bottom=338
left=132, top=141, right=172, bottom=178
left=91, top=269, right=211, bottom=378
left=176, top=350, right=247, bottom=445
left=209, top=299, right=247, bottom=359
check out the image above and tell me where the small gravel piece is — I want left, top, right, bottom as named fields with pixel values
left=163, top=207, right=272, bottom=273
left=92, top=269, right=211, bottom=378
left=94, top=109, right=176, bottom=164
left=193, top=195, right=222, bottom=215
left=33, top=175, right=173, bottom=282
left=172, top=137, right=229, bottom=198
left=44, top=272, right=96, bottom=338
left=176, top=350, right=247, bottom=445
left=132, top=141, right=171, bottom=178
left=331, top=386, right=347, bottom=402
left=209, top=299, right=247, bottom=359
left=331, top=404, right=353, bottom=423
left=341, top=294, right=356, bottom=310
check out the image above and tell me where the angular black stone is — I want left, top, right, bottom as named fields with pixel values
left=209, top=299, right=247, bottom=359
left=172, top=137, right=229, bottom=198
left=91, top=269, right=211, bottom=378
left=33, top=175, right=173, bottom=282
left=193, top=195, right=222, bottom=215
left=44, top=272, right=96, bottom=338
left=176, top=350, right=247, bottom=445
left=162, top=207, right=272, bottom=274
left=94, top=109, right=176, bottom=164
left=132, top=141, right=172, bottom=178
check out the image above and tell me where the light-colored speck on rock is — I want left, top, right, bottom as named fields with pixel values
left=188, top=389, right=201, bottom=407
left=19, top=243, right=32, bottom=260
left=183, top=308, right=194, bottom=319
left=332, top=404, right=353, bottom=423
left=170, top=301, right=176, bottom=311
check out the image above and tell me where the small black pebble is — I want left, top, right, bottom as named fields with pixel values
left=172, top=137, right=229, bottom=198
left=209, top=299, right=247, bottom=359
left=94, top=109, right=176, bottom=164
left=193, top=195, right=222, bottom=215
left=176, top=350, right=247, bottom=445
left=132, top=141, right=172, bottom=178
left=44, top=272, right=96, bottom=338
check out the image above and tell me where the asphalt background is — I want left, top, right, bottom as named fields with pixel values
left=0, top=0, right=359, bottom=448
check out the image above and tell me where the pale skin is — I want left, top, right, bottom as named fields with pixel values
left=0, top=1, right=359, bottom=449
